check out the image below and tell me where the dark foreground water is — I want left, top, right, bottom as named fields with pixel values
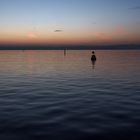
left=0, top=50, right=140, bottom=140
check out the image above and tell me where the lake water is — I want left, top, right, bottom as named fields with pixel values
left=0, top=50, right=140, bottom=140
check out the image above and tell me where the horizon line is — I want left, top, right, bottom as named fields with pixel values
left=0, top=44, right=139, bottom=50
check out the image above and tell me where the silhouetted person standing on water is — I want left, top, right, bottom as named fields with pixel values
left=91, top=51, right=96, bottom=61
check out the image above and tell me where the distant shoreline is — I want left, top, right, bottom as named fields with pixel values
left=0, top=45, right=139, bottom=50
left=0, top=48, right=140, bottom=50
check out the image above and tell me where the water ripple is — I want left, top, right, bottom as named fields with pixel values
left=0, top=50, right=140, bottom=140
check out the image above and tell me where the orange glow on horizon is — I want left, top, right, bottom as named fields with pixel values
left=0, top=29, right=140, bottom=46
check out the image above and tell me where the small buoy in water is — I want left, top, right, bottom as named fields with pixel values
left=91, top=51, right=96, bottom=61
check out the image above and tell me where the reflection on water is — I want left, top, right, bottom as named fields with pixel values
left=0, top=50, right=94, bottom=77
left=64, top=49, right=66, bottom=56
left=91, top=60, right=96, bottom=70
left=0, top=50, right=140, bottom=140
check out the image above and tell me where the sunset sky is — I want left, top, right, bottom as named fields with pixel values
left=0, top=0, right=140, bottom=46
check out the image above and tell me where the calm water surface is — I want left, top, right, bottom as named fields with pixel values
left=0, top=50, right=140, bottom=140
